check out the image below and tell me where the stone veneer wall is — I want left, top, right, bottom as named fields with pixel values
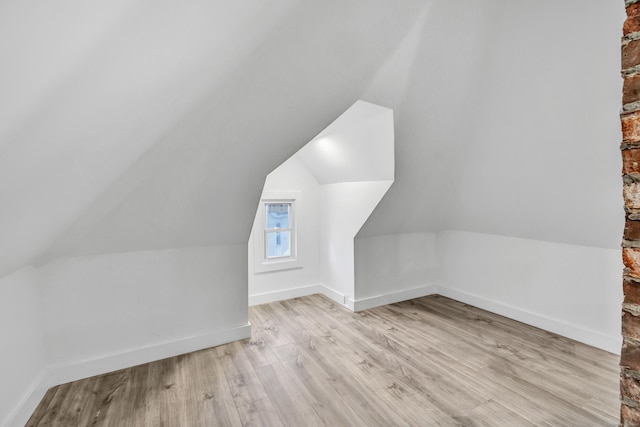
left=621, top=1, right=640, bottom=424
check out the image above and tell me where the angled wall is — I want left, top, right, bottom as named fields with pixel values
left=249, top=101, right=394, bottom=307
left=438, top=231, right=622, bottom=354
left=359, top=0, right=624, bottom=249
left=0, top=268, right=47, bottom=427
left=38, top=246, right=250, bottom=386
left=0, top=1, right=627, bottom=423
left=355, top=0, right=624, bottom=352
left=354, top=233, right=438, bottom=310
left=2, top=1, right=429, bottom=421
left=320, top=181, right=392, bottom=305
left=248, top=157, right=322, bottom=305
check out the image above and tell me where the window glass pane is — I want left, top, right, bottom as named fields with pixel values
left=266, top=231, right=291, bottom=258
left=266, top=203, right=290, bottom=229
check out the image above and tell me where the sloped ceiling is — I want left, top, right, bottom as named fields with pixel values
left=358, top=0, right=625, bottom=249
left=295, top=101, right=394, bottom=185
left=0, top=0, right=624, bottom=278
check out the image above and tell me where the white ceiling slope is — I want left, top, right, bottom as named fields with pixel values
left=0, top=0, right=625, bottom=277
left=0, top=0, right=315, bottom=277
left=358, top=0, right=625, bottom=250
left=26, top=0, right=429, bottom=268
left=295, top=101, right=394, bottom=185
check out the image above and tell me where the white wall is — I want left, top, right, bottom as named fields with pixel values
left=354, top=232, right=438, bottom=310
left=249, top=101, right=395, bottom=307
left=38, top=245, right=250, bottom=386
left=0, top=1, right=302, bottom=278
left=438, top=230, right=623, bottom=354
left=0, top=268, right=47, bottom=427
left=354, top=229, right=623, bottom=354
left=35, top=2, right=425, bottom=268
left=0, top=0, right=625, bottom=422
left=359, top=0, right=624, bottom=251
left=433, top=1, right=624, bottom=249
left=295, top=102, right=395, bottom=185
left=320, top=181, right=393, bottom=304
left=249, top=157, right=322, bottom=304
left=358, top=0, right=500, bottom=237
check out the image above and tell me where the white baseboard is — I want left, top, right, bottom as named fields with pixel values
left=249, top=283, right=356, bottom=310
left=319, top=284, right=353, bottom=310
left=437, top=285, right=621, bottom=355
left=351, top=284, right=438, bottom=312
left=3, top=370, right=49, bottom=427
left=7, top=324, right=251, bottom=426
left=249, top=284, right=323, bottom=306
left=46, top=323, right=252, bottom=388
left=13, top=282, right=619, bottom=427
left=249, top=283, right=354, bottom=311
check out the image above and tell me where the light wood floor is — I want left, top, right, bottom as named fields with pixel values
left=27, top=294, right=619, bottom=426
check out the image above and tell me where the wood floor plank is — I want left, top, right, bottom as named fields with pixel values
left=27, top=293, right=620, bottom=426
left=216, top=341, right=269, bottom=408
left=192, top=346, right=243, bottom=426
left=61, top=377, right=104, bottom=425
left=28, top=382, right=73, bottom=426
left=274, top=347, right=365, bottom=426
left=156, top=356, right=186, bottom=427
left=389, top=297, right=617, bottom=402
left=277, top=339, right=410, bottom=427
left=237, top=397, right=284, bottom=427
left=243, top=330, right=280, bottom=369
left=466, top=399, right=539, bottom=427
left=24, top=387, right=57, bottom=427
left=250, top=306, right=296, bottom=348
left=255, top=362, right=324, bottom=427
left=46, top=380, right=83, bottom=425
left=375, top=384, right=462, bottom=426
left=411, top=296, right=617, bottom=380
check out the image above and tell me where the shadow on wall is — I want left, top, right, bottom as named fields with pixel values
left=248, top=100, right=394, bottom=309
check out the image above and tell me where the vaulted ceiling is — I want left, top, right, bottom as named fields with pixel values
left=0, top=0, right=624, bottom=278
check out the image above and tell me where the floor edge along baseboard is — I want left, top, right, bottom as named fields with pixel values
left=49, top=323, right=252, bottom=387
left=437, top=285, right=621, bottom=355
left=14, top=285, right=620, bottom=426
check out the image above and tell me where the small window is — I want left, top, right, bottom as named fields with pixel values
left=253, top=194, right=301, bottom=273
left=265, top=202, right=293, bottom=259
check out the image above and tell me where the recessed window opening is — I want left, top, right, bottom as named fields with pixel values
left=252, top=194, right=300, bottom=274
left=249, top=101, right=394, bottom=301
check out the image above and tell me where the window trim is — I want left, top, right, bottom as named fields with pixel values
left=254, top=191, right=302, bottom=273
left=263, top=200, right=295, bottom=260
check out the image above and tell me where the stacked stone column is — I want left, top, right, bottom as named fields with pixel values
left=622, top=1, right=640, bottom=424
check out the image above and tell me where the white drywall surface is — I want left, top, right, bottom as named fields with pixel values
left=249, top=157, right=322, bottom=299
left=38, top=245, right=249, bottom=379
left=438, top=230, right=623, bottom=353
left=355, top=232, right=438, bottom=300
left=0, top=268, right=47, bottom=427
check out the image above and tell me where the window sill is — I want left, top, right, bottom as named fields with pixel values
left=254, top=258, right=302, bottom=274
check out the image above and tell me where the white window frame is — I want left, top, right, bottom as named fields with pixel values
left=254, top=191, right=301, bottom=273
left=263, top=200, right=295, bottom=260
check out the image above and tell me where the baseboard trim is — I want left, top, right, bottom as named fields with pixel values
left=10, top=282, right=620, bottom=425
left=351, top=284, right=438, bottom=312
left=319, top=284, right=353, bottom=310
left=7, top=324, right=252, bottom=426
left=46, top=323, right=252, bottom=388
left=249, top=284, right=356, bottom=311
left=437, top=285, right=621, bottom=355
left=3, top=370, right=49, bottom=427
left=249, top=285, right=323, bottom=306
